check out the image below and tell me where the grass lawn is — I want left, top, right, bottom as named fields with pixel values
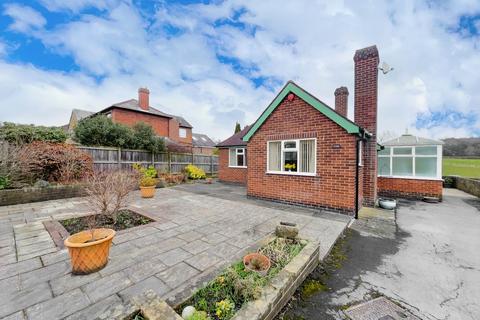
left=443, top=157, right=480, bottom=178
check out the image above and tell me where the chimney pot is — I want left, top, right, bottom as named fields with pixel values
left=334, top=86, right=349, bottom=117
left=138, top=87, right=150, bottom=110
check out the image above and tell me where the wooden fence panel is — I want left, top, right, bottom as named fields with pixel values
left=76, top=146, right=218, bottom=175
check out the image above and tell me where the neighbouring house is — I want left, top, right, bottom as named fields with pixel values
left=192, top=133, right=216, bottom=155
left=217, top=126, right=250, bottom=184
left=66, top=88, right=193, bottom=151
left=217, top=45, right=443, bottom=216
left=377, top=133, right=443, bottom=200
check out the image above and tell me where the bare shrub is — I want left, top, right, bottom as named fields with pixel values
left=84, top=170, right=137, bottom=231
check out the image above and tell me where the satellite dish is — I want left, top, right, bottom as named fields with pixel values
left=379, top=61, right=394, bottom=74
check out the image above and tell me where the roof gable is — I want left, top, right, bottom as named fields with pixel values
left=242, top=81, right=361, bottom=142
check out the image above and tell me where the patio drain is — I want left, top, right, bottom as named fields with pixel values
left=345, top=297, right=420, bottom=320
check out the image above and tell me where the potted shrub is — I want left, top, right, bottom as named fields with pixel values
left=243, top=252, right=271, bottom=276
left=140, top=176, right=157, bottom=198
left=64, top=170, right=136, bottom=274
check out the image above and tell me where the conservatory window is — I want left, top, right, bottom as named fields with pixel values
left=229, top=148, right=246, bottom=167
left=378, top=145, right=440, bottom=179
left=267, top=139, right=316, bottom=175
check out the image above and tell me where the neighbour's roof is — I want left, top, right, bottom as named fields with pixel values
left=242, top=81, right=363, bottom=142
left=72, top=108, right=94, bottom=121
left=98, top=99, right=193, bottom=128
left=217, top=126, right=251, bottom=147
left=192, top=133, right=216, bottom=148
left=382, top=134, right=444, bottom=146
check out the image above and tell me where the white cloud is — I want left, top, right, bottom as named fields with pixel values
left=3, top=3, right=46, bottom=33
left=38, top=0, right=117, bottom=12
left=0, top=0, right=479, bottom=140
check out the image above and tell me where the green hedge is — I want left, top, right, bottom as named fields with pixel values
left=0, top=122, right=67, bottom=144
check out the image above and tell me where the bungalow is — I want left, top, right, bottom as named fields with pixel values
left=217, top=46, right=443, bottom=215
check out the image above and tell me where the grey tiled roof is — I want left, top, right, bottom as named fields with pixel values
left=383, top=134, right=444, bottom=146
left=101, top=99, right=193, bottom=128
left=72, top=109, right=94, bottom=120
left=192, top=133, right=216, bottom=147
left=217, top=126, right=250, bottom=147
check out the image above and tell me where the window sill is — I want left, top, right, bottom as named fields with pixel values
left=229, top=166, right=247, bottom=169
left=378, top=175, right=443, bottom=181
left=266, top=171, right=316, bottom=177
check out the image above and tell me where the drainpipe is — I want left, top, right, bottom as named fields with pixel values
left=355, top=137, right=360, bottom=219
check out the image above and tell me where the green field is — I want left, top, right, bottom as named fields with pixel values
left=443, top=157, right=480, bottom=178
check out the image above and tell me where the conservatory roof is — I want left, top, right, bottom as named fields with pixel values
left=382, top=134, right=444, bottom=146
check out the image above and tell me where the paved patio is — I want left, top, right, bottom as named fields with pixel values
left=0, top=182, right=350, bottom=320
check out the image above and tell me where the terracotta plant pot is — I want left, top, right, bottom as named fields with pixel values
left=140, top=186, right=156, bottom=198
left=64, top=228, right=116, bottom=275
left=243, top=253, right=271, bottom=276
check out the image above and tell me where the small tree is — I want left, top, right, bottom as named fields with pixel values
left=132, top=122, right=165, bottom=153
left=234, top=122, right=241, bottom=134
left=84, top=170, right=137, bottom=237
left=74, top=115, right=135, bottom=148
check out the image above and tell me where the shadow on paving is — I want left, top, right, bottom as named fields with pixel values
left=173, top=182, right=352, bottom=224
left=276, top=213, right=410, bottom=320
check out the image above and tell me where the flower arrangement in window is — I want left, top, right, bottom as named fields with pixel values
left=284, top=163, right=296, bottom=172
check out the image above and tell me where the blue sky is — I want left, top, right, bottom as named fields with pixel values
left=0, top=0, right=479, bottom=140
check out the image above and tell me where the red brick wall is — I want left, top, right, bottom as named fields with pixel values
left=354, top=46, right=379, bottom=207
left=218, top=148, right=247, bottom=184
left=246, top=94, right=358, bottom=214
left=111, top=108, right=169, bottom=137
left=334, top=87, right=349, bottom=118
left=168, top=118, right=192, bottom=146
left=192, top=147, right=215, bottom=156
left=378, top=177, right=443, bottom=200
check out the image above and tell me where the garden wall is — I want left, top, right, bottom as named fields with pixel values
left=0, top=184, right=86, bottom=206
left=446, top=176, right=480, bottom=198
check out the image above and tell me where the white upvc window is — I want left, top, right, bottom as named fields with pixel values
left=229, top=147, right=247, bottom=168
left=378, top=145, right=442, bottom=180
left=179, top=128, right=187, bottom=138
left=267, top=139, right=316, bottom=176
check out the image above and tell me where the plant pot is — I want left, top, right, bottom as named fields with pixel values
left=64, top=228, right=115, bottom=275
left=243, top=253, right=271, bottom=276
left=140, top=186, right=156, bottom=198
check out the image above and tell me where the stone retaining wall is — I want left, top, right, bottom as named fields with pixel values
left=447, top=176, right=480, bottom=198
left=0, top=184, right=86, bottom=206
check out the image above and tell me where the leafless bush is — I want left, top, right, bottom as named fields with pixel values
left=84, top=170, right=137, bottom=231
left=0, top=142, right=31, bottom=188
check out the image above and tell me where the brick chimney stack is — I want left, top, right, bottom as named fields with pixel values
left=138, top=87, right=150, bottom=110
left=334, top=86, right=349, bottom=117
left=354, top=45, right=379, bottom=207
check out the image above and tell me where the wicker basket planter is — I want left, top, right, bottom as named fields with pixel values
left=64, top=228, right=116, bottom=275
left=140, top=186, right=156, bottom=198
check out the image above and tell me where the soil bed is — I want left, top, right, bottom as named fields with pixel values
left=177, top=237, right=306, bottom=320
left=59, top=209, right=153, bottom=234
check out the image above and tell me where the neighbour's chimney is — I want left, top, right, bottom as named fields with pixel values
left=354, top=45, right=379, bottom=207
left=334, top=86, right=349, bottom=117
left=138, top=87, right=150, bottom=110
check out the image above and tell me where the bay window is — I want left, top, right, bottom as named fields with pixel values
left=229, top=148, right=246, bottom=167
left=378, top=145, right=441, bottom=179
left=267, top=139, right=316, bottom=175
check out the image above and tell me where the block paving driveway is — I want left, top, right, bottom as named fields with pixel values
left=0, top=182, right=350, bottom=320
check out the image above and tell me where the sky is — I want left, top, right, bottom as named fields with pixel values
left=0, top=0, right=479, bottom=141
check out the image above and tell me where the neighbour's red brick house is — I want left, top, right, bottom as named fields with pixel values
left=217, top=46, right=443, bottom=216
left=192, top=133, right=217, bottom=155
left=67, top=88, right=194, bottom=151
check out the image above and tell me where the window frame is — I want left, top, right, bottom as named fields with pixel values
left=266, top=138, right=316, bottom=176
left=179, top=127, right=187, bottom=138
left=228, top=147, right=247, bottom=168
left=378, top=145, right=442, bottom=180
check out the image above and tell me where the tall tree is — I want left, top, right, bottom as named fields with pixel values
left=234, top=122, right=241, bottom=134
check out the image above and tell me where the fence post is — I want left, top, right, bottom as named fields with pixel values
left=151, top=151, right=155, bottom=166
left=210, top=155, right=213, bottom=175
left=117, top=147, right=121, bottom=170
left=168, top=152, right=171, bottom=173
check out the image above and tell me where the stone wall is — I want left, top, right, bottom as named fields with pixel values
left=448, top=176, right=480, bottom=198
left=0, top=184, right=86, bottom=206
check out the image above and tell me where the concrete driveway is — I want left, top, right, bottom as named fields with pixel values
left=280, top=188, right=480, bottom=320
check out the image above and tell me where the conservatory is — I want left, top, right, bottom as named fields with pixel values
left=377, top=133, right=444, bottom=200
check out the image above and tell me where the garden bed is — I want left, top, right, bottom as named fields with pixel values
left=175, top=237, right=319, bottom=320
left=59, top=209, right=154, bottom=234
